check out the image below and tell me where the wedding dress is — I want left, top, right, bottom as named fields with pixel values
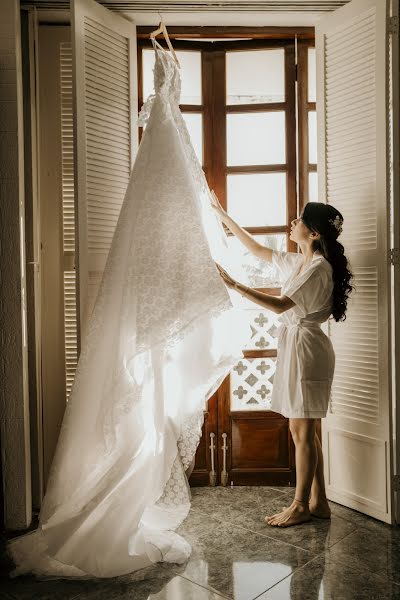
left=8, top=38, right=251, bottom=579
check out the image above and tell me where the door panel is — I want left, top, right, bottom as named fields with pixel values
left=316, top=0, right=393, bottom=522
left=38, top=26, right=70, bottom=488
left=231, top=416, right=294, bottom=477
left=72, top=0, right=137, bottom=341
left=218, top=379, right=296, bottom=487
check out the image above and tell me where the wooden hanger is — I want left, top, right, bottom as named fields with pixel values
left=150, top=21, right=180, bottom=68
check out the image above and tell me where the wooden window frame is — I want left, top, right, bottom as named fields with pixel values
left=297, top=38, right=317, bottom=212
left=136, top=26, right=314, bottom=40
left=205, top=39, right=297, bottom=257
left=137, top=36, right=298, bottom=248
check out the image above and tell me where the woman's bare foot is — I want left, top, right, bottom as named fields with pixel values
left=309, top=497, right=331, bottom=519
left=265, top=500, right=311, bottom=527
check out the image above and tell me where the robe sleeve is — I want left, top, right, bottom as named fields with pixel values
left=284, top=268, right=330, bottom=318
left=271, top=250, right=302, bottom=281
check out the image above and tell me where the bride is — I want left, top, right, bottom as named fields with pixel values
left=213, top=196, right=353, bottom=527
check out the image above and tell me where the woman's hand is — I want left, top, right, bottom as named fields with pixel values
left=216, top=263, right=237, bottom=289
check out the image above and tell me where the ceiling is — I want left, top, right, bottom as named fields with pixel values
left=23, top=0, right=352, bottom=26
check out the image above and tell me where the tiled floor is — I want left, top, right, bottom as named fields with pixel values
left=1, top=486, right=400, bottom=599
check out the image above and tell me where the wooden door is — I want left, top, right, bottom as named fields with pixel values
left=317, top=0, right=395, bottom=523
left=138, top=35, right=315, bottom=486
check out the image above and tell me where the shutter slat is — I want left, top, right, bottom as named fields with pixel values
left=85, top=71, right=129, bottom=97
left=84, top=19, right=128, bottom=52
left=330, top=266, right=379, bottom=419
left=82, top=14, right=132, bottom=313
left=60, top=42, right=78, bottom=400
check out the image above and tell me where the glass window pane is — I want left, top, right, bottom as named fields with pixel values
left=231, top=357, right=277, bottom=411
left=226, top=234, right=286, bottom=288
left=177, top=51, right=202, bottom=104
left=227, top=112, right=286, bottom=166
left=308, top=48, right=316, bottom=103
left=142, top=49, right=156, bottom=102
left=308, top=172, right=319, bottom=203
left=142, top=49, right=202, bottom=104
left=227, top=173, right=286, bottom=227
left=226, top=49, right=285, bottom=105
left=182, top=113, right=203, bottom=164
left=308, top=111, right=317, bottom=164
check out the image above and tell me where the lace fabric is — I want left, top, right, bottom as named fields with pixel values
left=8, top=40, right=250, bottom=579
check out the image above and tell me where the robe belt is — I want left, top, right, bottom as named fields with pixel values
left=274, top=321, right=322, bottom=338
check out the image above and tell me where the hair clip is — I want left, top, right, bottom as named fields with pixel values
left=329, top=215, right=343, bottom=235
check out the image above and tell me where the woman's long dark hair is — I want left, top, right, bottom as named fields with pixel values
left=301, top=202, right=353, bottom=322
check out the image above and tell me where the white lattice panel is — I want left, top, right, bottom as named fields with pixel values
left=231, top=357, right=276, bottom=411
left=243, top=309, right=280, bottom=351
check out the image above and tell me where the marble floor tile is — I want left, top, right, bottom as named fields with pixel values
left=0, top=566, right=226, bottom=600
left=176, top=508, right=225, bottom=538
left=258, top=551, right=400, bottom=600
left=70, top=573, right=229, bottom=600
left=327, top=527, right=400, bottom=587
left=328, top=502, right=400, bottom=536
left=229, top=499, right=357, bottom=554
left=149, top=576, right=229, bottom=599
left=191, top=491, right=357, bottom=555
left=189, top=486, right=287, bottom=523
left=175, top=509, right=312, bottom=600
left=267, top=487, right=297, bottom=495
left=266, top=489, right=399, bottom=540
left=0, top=575, right=89, bottom=600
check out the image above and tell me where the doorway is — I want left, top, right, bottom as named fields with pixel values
left=137, top=35, right=317, bottom=486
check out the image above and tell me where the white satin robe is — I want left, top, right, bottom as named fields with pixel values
left=270, top=249, right=335, bottom=419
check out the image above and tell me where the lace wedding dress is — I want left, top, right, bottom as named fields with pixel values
left=8, top=39, right=250, bottom=579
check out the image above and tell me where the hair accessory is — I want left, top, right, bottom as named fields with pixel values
left=329, top=215, right=343, bottom=235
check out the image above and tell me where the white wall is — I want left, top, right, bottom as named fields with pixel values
left=0, top=0, right=32, bottom=529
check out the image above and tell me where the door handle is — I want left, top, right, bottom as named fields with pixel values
left=221, top=432, right=228, bottom=487
left=209, top=432, right=216, bottom=486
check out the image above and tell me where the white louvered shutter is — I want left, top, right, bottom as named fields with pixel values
left=316, top=0, right=394, bottom=523
left=72, top=0, right=137, bottom=340
left=60, top=42, right=78, bottom=400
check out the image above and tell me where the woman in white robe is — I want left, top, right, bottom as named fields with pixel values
left=213, top=199, right=353, bottom=528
